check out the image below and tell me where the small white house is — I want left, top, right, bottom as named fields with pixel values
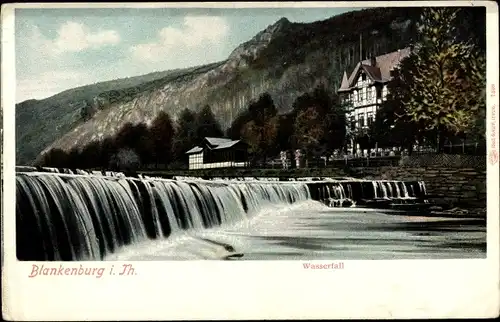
left=186, top=137, right=249, bottom=170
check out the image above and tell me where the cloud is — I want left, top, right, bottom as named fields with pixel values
left=16, top=70, right=94, bottom=103
left=28, top=22, right=120, bottom=57
left=130, top=16, right=228, bottom=63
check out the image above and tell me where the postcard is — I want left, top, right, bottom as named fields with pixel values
left=2, top=1, right=499, bottom=320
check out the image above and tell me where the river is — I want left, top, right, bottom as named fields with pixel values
left=15, top=171, right=486, bottom=261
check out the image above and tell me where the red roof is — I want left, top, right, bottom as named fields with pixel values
left=338, top=48, right=411, bottom=92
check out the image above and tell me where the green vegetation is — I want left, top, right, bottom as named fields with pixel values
left=240, top=93, right=280, bottom=161
left=290, top=87, right=347, bottom=157
left=371, top=7, right=486, bottom=153
left=18, top=7, right=485, bottom=166
left=37, top=105, right=227, bottom=171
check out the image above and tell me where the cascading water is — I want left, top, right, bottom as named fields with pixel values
left=309, top=179, right=427, bottom=208
left=16, top=173, right=311, bottom=261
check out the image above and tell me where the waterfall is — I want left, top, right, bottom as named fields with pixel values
left=16, top=173, right=310, bottom=261
left=372, top=182, right=378, bottom=199
left=312, top=179, right=427, bottom=208
left=16, top=172, right=429, bottom=261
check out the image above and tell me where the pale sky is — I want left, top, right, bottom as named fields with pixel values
left=15, top=7, right=361, bottom=103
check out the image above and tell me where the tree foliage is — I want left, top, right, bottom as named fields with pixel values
left=150, top=111, right=175, bottom=166
left=172, top=108, right=197, bottom=162
left=226, top=109, right=252, bottom=140
left=293, top=106, right=324, bottom=156
left=370, top=54, right=421, bottom=150
left=395, top=7, right=486, bottom=151
left=291, top=86, right=346, bottom=155
left=240, top=93, right=279, bottom=160
left=194, top=105, right=224, bottom=141
left=39, top=111, right=177, bottom=170
left=109, top=148, right=141, bottom=171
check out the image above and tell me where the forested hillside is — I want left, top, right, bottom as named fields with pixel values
left=16, top=6, right=485, bottom=165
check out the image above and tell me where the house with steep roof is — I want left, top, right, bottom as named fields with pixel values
left=338, top=48, right=411, bottom=154
left=185, top=137, right=249, bottom=170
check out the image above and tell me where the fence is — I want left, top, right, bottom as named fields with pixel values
left=412, top=142, right=486, bottom=156
left=252, top=155, right=402, bottom=169
left=254, top=149, right=486, bottom=170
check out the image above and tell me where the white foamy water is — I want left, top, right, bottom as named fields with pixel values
left=105, top=200, right=486, bottom=261
left=16, top=172, right=484, bottom=261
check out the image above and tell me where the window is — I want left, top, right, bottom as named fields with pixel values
left=350, top=116, right=356, bottom=130
left=376, top=87, right=381, bottom=99
left=366, top=87, right=372, bottom=100
left=367, top=112, right=374, bottom=126
left=357, top=90, right=361, bottom=102
left=361, top=73, right=366, bottom=81
left=358, top=115, right=365, bottom=128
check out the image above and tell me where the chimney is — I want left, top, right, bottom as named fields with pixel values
left=370, top=56, right=377, bottom=67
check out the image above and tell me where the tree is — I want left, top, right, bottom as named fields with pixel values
left=39, top=148, right=69, bottom=168
left=276, top=114, right=294, bottom=152
left=240, top=93, right=279, bottom=161
left=248, top=93, right=277, bottom=127
left=290, top=86, right=346, bottom=157
left=227, top=109, right=252, bottom=140
left=323, top=91, right=347, bottom=152
left=397, top=7, right=486, bottom=152
left=99, top=137, right=118, bottom=169
left=194, top=105, right=224, bottom=142
left=370, top=55, right=421, bottom=153
left=293, top=106, right=324, bottom=159
left=173, top=108, right=197, bottom=162
left=79, top=141, right=103, bottom=169
left=241, top=117, right=279, bottom=163
left=150, top=111, right=175, bottom=167
left=109, top=148, right=141, bottom=171
left=114, top=122, right=154, bottom=166
left=79, top=100, right=94, bottom=122
left=66, top=148, right=83, bottom=169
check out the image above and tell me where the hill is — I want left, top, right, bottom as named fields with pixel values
left=15, top=7, right=485, bottom=165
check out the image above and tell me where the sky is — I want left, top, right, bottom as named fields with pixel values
left=15, top=6, right=362, bottom=103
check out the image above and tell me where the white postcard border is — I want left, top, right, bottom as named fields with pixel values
left=2, top=1, right=499, bottom=320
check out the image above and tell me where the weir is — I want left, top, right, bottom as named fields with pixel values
left=306, top=180, right=428, bottom=208
left=15, top=169, right=428, bottom=261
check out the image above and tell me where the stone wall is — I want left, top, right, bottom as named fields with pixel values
left=346, top=166, right=487, bottom=208
left=399, top=154, right=486, bottom=169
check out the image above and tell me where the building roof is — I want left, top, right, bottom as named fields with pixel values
left=340, top=71, right=349, bottom=90
left=338, top=48, right=411, bottom=92
left=204, top=137, right=233, bottom=146
left=361, top=64, right=382, bottom=82
left=186, top=146, right=203, bottom=154
left=186, top=137, right=244, bottom=154
left=214, top=140, right=241, bottom=150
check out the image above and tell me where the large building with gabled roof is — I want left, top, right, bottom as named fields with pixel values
left=338, top=48, right=411, bottom=153
left=185, top=137, right=249, bottom=170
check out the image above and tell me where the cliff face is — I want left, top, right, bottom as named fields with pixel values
left=16, top=7, right=423, bottom=165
